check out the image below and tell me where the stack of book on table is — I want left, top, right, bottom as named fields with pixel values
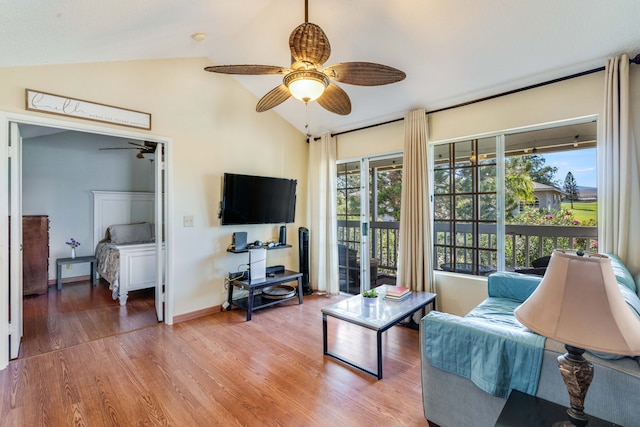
left=384, top=286, right=411, bottom=301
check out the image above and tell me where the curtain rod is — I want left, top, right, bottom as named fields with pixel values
left=309, top=53, right=640, bottom=142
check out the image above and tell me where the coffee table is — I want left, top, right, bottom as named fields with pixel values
left=321, top=285, right=437, bottom=379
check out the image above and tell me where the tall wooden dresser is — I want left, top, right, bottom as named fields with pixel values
left=22, top=215, right=49, bottom=295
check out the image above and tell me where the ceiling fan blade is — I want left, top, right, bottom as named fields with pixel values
left=204, top=65, right=287, bottom=75
left=289, top=23, right=331, bottom=66
left=141, top=141, right=158, bottom=151
left=317, top=83, right=351, bottom=115
left=323, top=62, right=406, bottom=86
left=256, top=85, right=292, bottom=112
left=128, top=141, right=148, bottom=148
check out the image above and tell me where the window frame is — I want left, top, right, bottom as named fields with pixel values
left=429, top=115, right=598, bottom=277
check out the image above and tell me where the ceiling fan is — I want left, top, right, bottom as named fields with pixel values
left=204, top=0, right=406, bottom=115
left=99, top=141, right=158, bottom=159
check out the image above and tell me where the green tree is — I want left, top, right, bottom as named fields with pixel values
left=504, top=156, right=535, bottom=218
left=527, top=155, right=559, bottom=186
left=373, top=169, right=402, bottom=220
left=563, top=172, right=579, bottom=208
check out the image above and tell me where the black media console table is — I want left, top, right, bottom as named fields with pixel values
left=227, top=269, right=303, bottom=321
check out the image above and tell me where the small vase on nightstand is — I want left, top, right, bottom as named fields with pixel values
left=71, top=248, right=76, bottom=259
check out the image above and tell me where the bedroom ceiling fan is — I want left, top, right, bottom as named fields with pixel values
left=99, top=141, right=158, bottom=159
left=204, top=0, right=406, bottom=115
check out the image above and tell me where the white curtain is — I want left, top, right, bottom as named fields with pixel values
left=308, top=133, right=340, bottom=295
left=600, top=54, right=640, bottom=275
left=397, top=109, right=434, bottom=292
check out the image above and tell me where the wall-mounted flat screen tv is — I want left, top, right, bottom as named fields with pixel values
left=220, top=173, right=297, bottom=225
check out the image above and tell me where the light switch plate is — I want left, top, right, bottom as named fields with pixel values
left=183, top=215, right=194, bottom=227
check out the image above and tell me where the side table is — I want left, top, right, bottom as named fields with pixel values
left=494, top=390, right=621, bottom=427
left=56, top=256, right=98, bottom=290
left=228, top=270, right=303, bottom=321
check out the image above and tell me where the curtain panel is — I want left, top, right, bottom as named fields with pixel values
left=600, top=54, right=640, bottom=275
left=308, top=133, right=340, bottom=295
left=398, top=109, right=434, bottom=292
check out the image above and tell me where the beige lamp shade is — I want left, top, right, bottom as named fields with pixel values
left=514, top=250, right=640, bottom=356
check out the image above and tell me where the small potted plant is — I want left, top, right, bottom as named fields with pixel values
left=362, top=288, right=378, bottom=306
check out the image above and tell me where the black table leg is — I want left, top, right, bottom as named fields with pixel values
left=377, top=330, right=383, bottom=380
left=246, top=289, right=254, bottom=321
left=227, top=280, right=234, bottom=309
left=297, top=277, right=303, bottom=304
left=323, top=314, right=328, bottom=354
left=91, top=260, right=98, bottom=285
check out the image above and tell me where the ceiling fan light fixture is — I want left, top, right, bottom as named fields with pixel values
left=284, top=70, right=329, bottom=102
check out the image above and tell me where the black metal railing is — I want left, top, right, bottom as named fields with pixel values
left=338, top=220, right=598, bottom=289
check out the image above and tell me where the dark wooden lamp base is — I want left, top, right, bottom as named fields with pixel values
left=554, top=345, right=594, bottom=427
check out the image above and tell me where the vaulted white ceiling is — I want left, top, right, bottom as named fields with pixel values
left=2, top=0, right=639, bottom=135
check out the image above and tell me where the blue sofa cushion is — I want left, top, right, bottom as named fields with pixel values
left=487, top=272, right=542, bottom=302
left=607, top=253, right=637, bottom=293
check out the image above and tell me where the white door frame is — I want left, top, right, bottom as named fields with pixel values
left=9, top=123, right=23, bottom=359
left=0, top=111, right=174, bottom=370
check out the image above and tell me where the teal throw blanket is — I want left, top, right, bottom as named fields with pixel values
left=423, top=298, right=545, bottom=398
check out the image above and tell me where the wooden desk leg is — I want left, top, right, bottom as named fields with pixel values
left=57, top=264, right=62, bottom=290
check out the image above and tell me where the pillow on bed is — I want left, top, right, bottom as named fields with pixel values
left=108, top=222, right=153, bottom=244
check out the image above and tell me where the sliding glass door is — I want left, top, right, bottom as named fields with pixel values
left=337, top=154, right=403, bottom=294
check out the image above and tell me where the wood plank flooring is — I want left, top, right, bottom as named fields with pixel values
left=1, top=293, right=429, bottom=426
left=20, top=280, right=157, bottom=358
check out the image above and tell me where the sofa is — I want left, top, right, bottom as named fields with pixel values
left=420, top=254, right=640, bottom=427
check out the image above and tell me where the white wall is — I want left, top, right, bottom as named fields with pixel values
left=0, top=57, right=307, bottom=318
left=336, top=67, right=640, bottom=316
left=22, top=130, right=154, bottom=280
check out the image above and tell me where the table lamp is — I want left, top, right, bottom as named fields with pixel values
left=514, top=250, right=640, bottom=426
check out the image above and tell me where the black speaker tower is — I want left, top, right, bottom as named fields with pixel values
left=298, top=227, right=312, bottom=295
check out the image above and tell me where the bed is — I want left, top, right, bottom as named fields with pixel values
left=92, top=191, right=165, bottom=306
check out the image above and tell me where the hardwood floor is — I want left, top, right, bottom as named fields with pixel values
left=20, top=279, right=157, bottom=358
left=1, top=293, right=429, bottom=426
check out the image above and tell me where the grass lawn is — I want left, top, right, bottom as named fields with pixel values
left=561, top=201, right=598, bottom=224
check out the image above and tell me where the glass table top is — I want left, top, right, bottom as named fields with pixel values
left=321, top=285, right=437, bottom=330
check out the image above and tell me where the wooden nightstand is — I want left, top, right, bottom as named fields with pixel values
left=494, top=390, right=621, bottom=427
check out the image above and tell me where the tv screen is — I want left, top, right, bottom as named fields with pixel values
left=220, top=173, right=297, bottom=225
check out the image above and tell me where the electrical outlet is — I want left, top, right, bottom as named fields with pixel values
left=183, top=215, right=194, bottom=227
left=66, top=264, right=72, bottom=269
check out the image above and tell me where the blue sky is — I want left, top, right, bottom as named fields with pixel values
left=540, top=148, right=597, bottom=188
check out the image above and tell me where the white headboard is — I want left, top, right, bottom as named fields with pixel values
left=91, top=191, right=155, bottom=247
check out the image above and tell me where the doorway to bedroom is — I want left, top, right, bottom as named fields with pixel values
left=2, top=115, right=171, bottom=364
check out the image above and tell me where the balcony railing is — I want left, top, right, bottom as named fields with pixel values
left=504, top=224, right=598, bottom=268
left=338, top=220, right=399, bottom=275
left=338, top=220, right=597, bottom=288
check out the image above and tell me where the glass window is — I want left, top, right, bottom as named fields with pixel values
left=433, top=120, right=598, bottom=276
left=433, top=137, right=498, bottom=276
